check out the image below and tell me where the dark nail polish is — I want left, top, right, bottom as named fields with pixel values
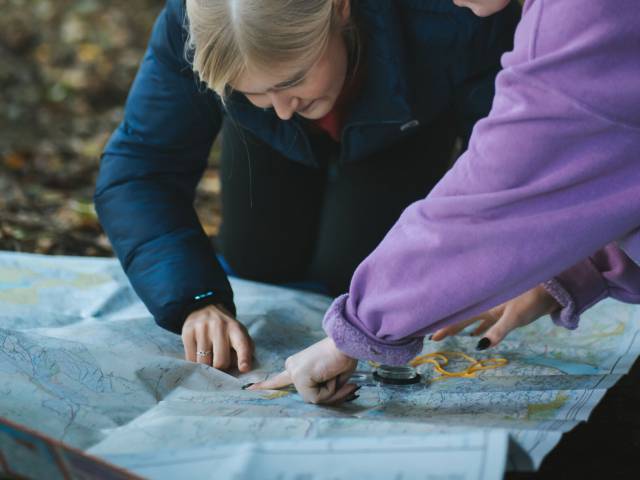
left=345, top=394, right=359, bottom=402
left=476, top=337, right=491, bottom=351
left=354, top=385, right=362, bottom=392
left=241, top=382, right=254, bottom=390
left=428, top=335, right=433, bottom=341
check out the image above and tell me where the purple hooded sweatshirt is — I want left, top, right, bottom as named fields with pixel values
left=323, top=0, right=640, bottom=365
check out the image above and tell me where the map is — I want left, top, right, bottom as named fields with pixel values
left=1, top=252, right=640, bottom=477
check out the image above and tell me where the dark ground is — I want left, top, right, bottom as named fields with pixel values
left=509, top=359, right=640, bottom=479
left=1, top=1, right=638, bottom=478
left=0, top=0, right=221, bottom=256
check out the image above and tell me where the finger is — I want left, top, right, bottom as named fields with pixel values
left=182, top=329, right=197, bottom=363
left=324, top=378, right=337, bottom=398
left=229, top=325, right=253, bottom=373
left=320, top=382, right=360, bottom=406
left=248, top=370, right=292, bottom=390
left=481, top=309, right=521, bottom=348
left=335, top=361, right=359, bottom=391
left=470, top=317, right=497, bottom=336
left=298, top=377, right=341, bottom=405
left=335, top=369, right=354, bottom=390
left=211, top=321, right=230, bottom=370
left=430, top=328, right=448, bottom=342
left=431, top=317, right=480, bottom=342
left=232, top=319, right=254, bottom=353
left=238, top=322, right=255, bottom=352
left=195, top=325, right=212, bottom=365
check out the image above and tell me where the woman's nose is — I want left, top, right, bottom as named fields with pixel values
left=269, top=91, right=300, bottom=120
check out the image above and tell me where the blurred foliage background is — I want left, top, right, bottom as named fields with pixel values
left=0, top=0, right=221, bottom=255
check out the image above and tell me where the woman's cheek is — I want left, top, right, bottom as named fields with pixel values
left=295, top=76, right=329, bottom=101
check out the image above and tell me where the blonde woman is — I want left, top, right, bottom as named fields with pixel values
left=95, top=0, right=519, bottom=372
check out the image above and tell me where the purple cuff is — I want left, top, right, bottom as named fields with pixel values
left=542, top=257, right=609, bottom=330
left=618, top=229, right=640, bottom=267
left=322, top=294, right=423, bottom=366
left=542, top=279, right=579, bottom=330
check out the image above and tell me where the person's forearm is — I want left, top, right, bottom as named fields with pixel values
left=95, top=0, right=232, bottom=334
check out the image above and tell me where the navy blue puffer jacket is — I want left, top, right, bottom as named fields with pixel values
left=95, top=0, right=520, bottom=334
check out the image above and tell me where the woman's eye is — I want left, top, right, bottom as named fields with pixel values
left=280, top=77, right=305, bottom=90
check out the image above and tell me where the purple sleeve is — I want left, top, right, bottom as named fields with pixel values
left=323, top=295, right=424, bottom=365
left=323, top=0, right=640, bottom=364
left=542, top=244, right=640, bottom=330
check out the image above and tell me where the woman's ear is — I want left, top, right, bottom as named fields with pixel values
left=335, top=0, right=351, bottom=24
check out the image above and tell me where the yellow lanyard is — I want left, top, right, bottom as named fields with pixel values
left=408, top=351, right=508, bottom=380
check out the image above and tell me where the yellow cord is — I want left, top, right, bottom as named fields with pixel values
left=409, top=351, right=508, bottom=380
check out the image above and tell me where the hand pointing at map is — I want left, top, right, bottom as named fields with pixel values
left=248, top=337, right=359, bottom=405
left=430, top=285, right=561, bottom=349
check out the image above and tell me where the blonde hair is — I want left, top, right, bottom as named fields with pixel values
left=185, top=0, right=359, bottom=99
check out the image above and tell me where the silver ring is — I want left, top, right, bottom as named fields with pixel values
left=196, top=350, right=212, bottom=357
